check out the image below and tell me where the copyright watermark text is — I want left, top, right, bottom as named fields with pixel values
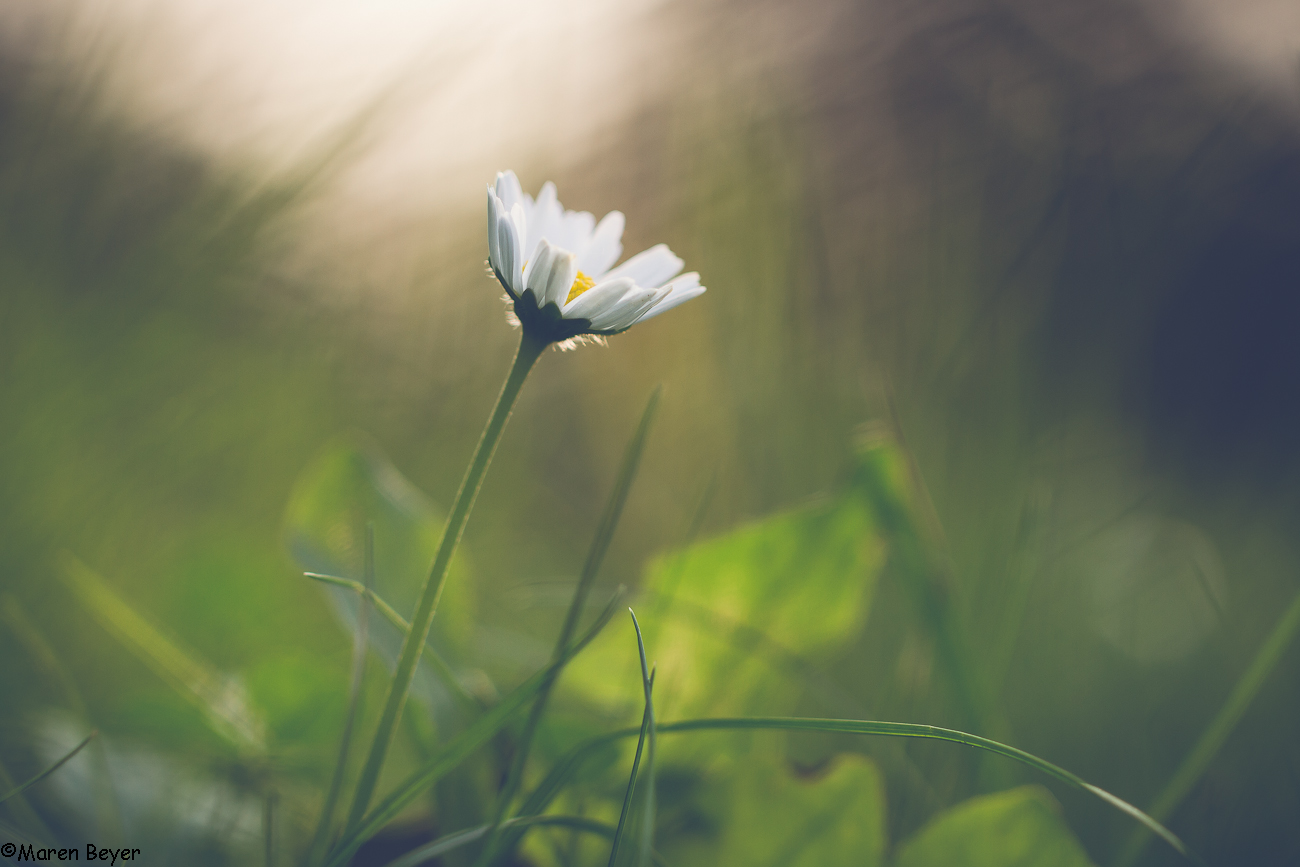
left=1, top=844, right=141, bottom=863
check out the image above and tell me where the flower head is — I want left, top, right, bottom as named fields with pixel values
left=487, top=171, right=705, bottom=345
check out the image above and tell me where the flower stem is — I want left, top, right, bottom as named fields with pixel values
left=341, top=331, right=547, bottom=842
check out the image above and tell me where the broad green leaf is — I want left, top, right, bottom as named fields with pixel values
left=670, top=753, right=885, bottom=867
left=565, top=493, right=883, bottom=720
left=895, top=786, right=1095, bottom=867
left=283, top=437, right=478, bottom=717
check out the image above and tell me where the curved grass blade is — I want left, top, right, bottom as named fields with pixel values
left=1114, top=586, right=1300, bottom=867
left=521, top=716, right=1201, bottom=865
left=307, top=525, right=375, bottom=864
left=303, top=571, right=484, bottom=712
left=607, top=669, right=654, bottom=867
left=1, top=731, right=95, bottom=805
left=324, top=590, right=624, bottom=867
left=380, top=815, right=668, bottom=867
left=477, top=387, right=661, bottom=867
left=629, top=612, right=657, bottom=867
left=1, top=596, right=123, bottom=842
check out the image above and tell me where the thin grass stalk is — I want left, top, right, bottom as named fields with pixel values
left=303, top=572, right=483, bottom=712
left=306, top=525, right=375, bottom=865
left=0, top=732, right=95, bottom=805
left=0, top=761, right=56, bottom=845
left=607, top=669, right=654, bottom=867
left=520, top=716, right=1202, bottom=865
left=323, top=591, right=624, bottom=867
left=381, top=815, right=666, bottom=867
left=0, top=597, right=122, bottom=842
left=628, top=611, right=657, bottom=867
left=343, top=331, right=547, bottom=836
left=1114, top=586, right=1300, bottom=867
left=475, top=387, right=661, bottom=866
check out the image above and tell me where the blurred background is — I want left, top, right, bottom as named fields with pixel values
left=1, top=0, right=1299, bottom=864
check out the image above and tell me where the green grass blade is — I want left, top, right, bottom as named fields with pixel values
left=477, top=386, right=661, bottom=867
left=324, top=589, right=624, bottom=867
left=1114, top=586, right=1300, bottom=867
left=303, top=571, right=483, bottom=712
left=0, top=760, right=56, bottom=845
left=605, top=670, right=655, bottom=867
left=381, top=815, right=666, bottom=867
left=344, top=332, right=546, bottom=838
left=1, top=731, right=95, bottom=805
left=307, top=525, right=376, bottom=864
left=525, top=716, right=1201, bottom=865
left=0, top=596, right=123, bottom=842
left=629, top=611, right=657, bottom=867
left=58, top=553, right=266, bottom=752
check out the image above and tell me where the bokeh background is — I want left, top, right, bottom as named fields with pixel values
left=1, top=0, right=1299, bottom=865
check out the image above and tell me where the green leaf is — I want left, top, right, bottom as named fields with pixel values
left=283, top=437, right=479, bottom=716
left=895, top=786, right=1095, bottom=867
left=724, top=754, right=885, bottom=867
left=565, top=492, right=883, bottom=720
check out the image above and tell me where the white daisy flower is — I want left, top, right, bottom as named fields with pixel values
left=487, top=170, right=705, bottom=344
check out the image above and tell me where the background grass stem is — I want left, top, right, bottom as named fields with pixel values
left=1114, top=586, right=1300, bottom=867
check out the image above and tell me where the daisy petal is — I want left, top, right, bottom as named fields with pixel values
left=588, top=285, right=671, bottom=331
left=495, top=212, right=522, bottom=294
left=526, top=239, right=579, bottom=309
left=633, top=276, right=705, bottom=325
left=487, top=188, right=502, bottom=273
left=528, top=181, right=561, bottom=261
left=577, top=210, right=625, bottom=277
left=562, top=276, right=636, bottom=321
left=605, top=243, right=684, bottom=288
left=495, top=171, right=523, bottom=211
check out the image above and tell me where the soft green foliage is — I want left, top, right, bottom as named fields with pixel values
left=565, top=491, right=883, bottom=720
left=699, top=754, right=886, bottom=867
left=894, top=786, right=1095, bottom=867
left=5, top=25, right=1300, bottom=867
left=284, top=437, right=478, bottom=715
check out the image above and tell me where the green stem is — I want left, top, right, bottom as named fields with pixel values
left=343, top=331, right=547, bottom=838
left=475, top=387, right=659, bottom=867
left=1114, top=587, right=1300, bottom=867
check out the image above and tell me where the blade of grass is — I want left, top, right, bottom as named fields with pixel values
left=854, top=430, right=991, bottom=735
left=303, top=572, right=484, bottom=713
left=324, top=589, right=624, bottom=867
left=522, top=716, right=1201, bottom=865
left=381, top=815, right=667, bottom=867
left=1114, top=586, right=1300, bottom=867
left=57, top=553, right=265, bottom=752
left=607, top=668, right=654, bottom=867
left=628, top=611, right=657, bottom=867
left=344, top=331, right=546, bottom=838
left=476, top=386, right=661, bottom=867
left=0, top=596, right=123, bottom=842
left=0, top=760, right=56, bottom=845
left=307, top=525, right=376, bottom=864
left=0, top=732, right=95, bottom=805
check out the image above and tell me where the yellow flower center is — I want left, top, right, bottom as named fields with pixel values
left=565, top=270, right=596, bottom=305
